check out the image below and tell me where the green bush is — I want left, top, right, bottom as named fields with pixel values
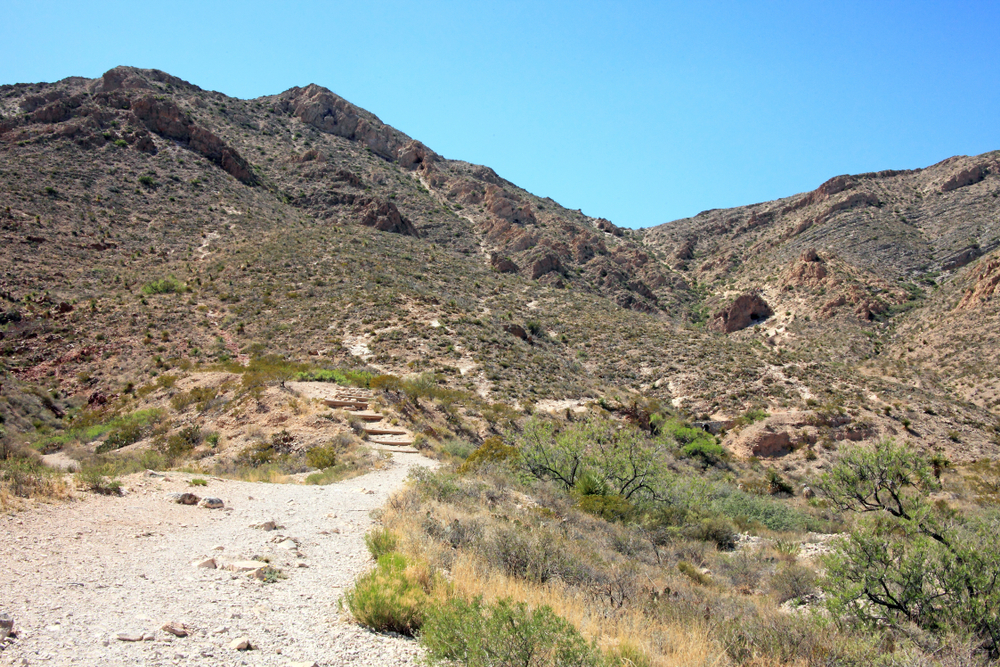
left=687, top=517, right=738, bottom=550
left=305, top=444, right=337, bottom=469
left=681, top=440, right=726, bottom=466
left=75, top=461, right=122, bottom=495
left=458, top=436, right=518, bottom=473
left=94, top=409, right=164, bottom=454
left=421, top=597, right=601, bottom=667
left=141, top=277, right=186, bottom=295
left=342, top=553, right=430, bottom=635
left=769, top=564, right=816, bottom=603
left=364, top=527, right=399, bottom=559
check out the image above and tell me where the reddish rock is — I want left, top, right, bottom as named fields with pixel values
left=485, top=186, right=535, bottom=226
left=941, top=164, right=987, bottom=193
left=595, top=218, right=624, bottom=237
left=131, top=96, right=257, bottom=185
left=356, top=199, right=418, bottom=236
left=397, top=140, right=436, bottom=170
left=531, top=253, right=562, bottom=280
left=503, top=324, right=530, bottom=341
left=709, top=294, right=773, bottom=333
left=491, top=254, right=519, bottom=273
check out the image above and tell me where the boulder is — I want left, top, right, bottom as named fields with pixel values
left=229, top=637, right=252, bottom=651
left=168, top=492, right=200, bottom=505
left=490, top=254, right=519, bottom=273
left=503, top=324, right=529, bottom=342
left=161, top=622, right=191, bottom=637
left=709, top=294, right=773, bottom=333
left=198, top=497, right=224, bottom=509
left=531, top=253, right=562, bottom=280
left=356, top=199, right=418, bottom=237
left=0, top=612, right=13, bottom=639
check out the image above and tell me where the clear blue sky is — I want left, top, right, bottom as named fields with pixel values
left=2, top=1, right=998, bottom=228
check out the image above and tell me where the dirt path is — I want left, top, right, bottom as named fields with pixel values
left=0, top=451, right=438, bottom=667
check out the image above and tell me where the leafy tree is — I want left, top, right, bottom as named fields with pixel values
left=819, top=440, right=1000, bottom=656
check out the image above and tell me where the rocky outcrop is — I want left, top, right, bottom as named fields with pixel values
left=356, top=199, right=418, bottom=237
left=279, top=84, right=409, bottom=161
left=491, top=254, right=519, bottom=273
left=957, top=255, right=1000, bottom=310
left=788, top=248, right=828, bottom=284
left=397, top=140, right=438, bottom=170
left=531, top=253, right=562, bottom=280
left=941, top=164, right=988, bottom=193
left=485, top=186, right=536, bottom=226
left=131, top=96, right=257, bottom=185
left=709, top=294, right=772, bottom=333
left=595, top=218, right=624, bottom=237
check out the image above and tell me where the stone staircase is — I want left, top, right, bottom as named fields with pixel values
left=322, top=389, right=418, bottom=452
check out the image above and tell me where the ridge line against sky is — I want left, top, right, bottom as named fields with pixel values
left=2, top=0, right=998, bottom=228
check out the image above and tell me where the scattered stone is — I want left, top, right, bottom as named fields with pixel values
left=255, top=521, right=278, bottom=531
left=161, top=622, right=191, bottom=637
left=212, top=545, right=225, bottom=551
left=228, top=637, right=251, bottom=651
left=196, top=558, right=217, bottom=569
left=198, top=497, right=224, bottom=509
left=0, top=612, right=13, bottom=639
left=144, top=470, right=164, bottom=478
left=116, top=632, right=144, bottom=642
left=277, top=539, right=297, bottom=550
left=211, top=626, right=228, bottom=635
left=142, top=633, right=156, bottom=641
left=286, top=662, right=319, bottom=667
left=802, top=486, right=816, bottom=499
left=227, top=561, right=267, bottom=573
left=167, top=492, right=200, bottom=505
left=297, top=562, right=309, bottom=568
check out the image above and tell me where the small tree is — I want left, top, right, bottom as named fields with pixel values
left=819, top=440, right=1000, bottom=656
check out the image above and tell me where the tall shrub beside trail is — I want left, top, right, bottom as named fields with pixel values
left=819, top=440, right=1000, bottom=656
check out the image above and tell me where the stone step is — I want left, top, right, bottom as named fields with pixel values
left=363, top=426, right=408, bottom=436
left=369, top=444, right=419, bottom=453
left=368, top=438, right=414, bottom=447
left=352, top=412, right=385, bottom=422
left=324, top=399, right=370, bottom=409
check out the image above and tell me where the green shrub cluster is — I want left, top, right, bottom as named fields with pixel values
left=421, top=597, right=602, bottom=667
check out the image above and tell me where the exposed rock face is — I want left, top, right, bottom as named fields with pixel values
left=491, top=254, right=519, bottom=273
left=788, top=249, right=828, bottom=284
left=957, top=255, right=1000, bottom=309
left=709, top=294, right=773, bottom=333
left=356, top=199, right=418, bottom=237
left=503, top=324, right=529, bottom=341
left=397, top=140, right=437, bottom=170
left=941, top=164, right=988, bottom=192
left=485, top=186, right=536, bottom=225
left=531, top=253, right=562, bottom=280
left=279, top=84, right=408, bottom=161
left=131, top=96, right=257, bottom=185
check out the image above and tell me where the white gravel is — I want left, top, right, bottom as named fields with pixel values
left=0, top=451, right=438, bottom=666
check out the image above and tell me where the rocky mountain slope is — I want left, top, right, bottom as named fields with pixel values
left=1, top=66, right=998, bottom=466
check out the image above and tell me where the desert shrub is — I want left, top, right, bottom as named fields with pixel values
left=341, top=553, right=432, bottom=635
left=295, top=367, right=374, bottom=387
left=677, top=560, right=712, bottom=586
left=141, top=277, right=185, bottom=295
left=681, top=440, right=726, bottom=466
left=769, top=563, right=817, bottom=603
left=75, top=461, right=122, bottom=495
left=820, top=440, right=1000, bottom=655
left=305, top=444, right=337, bottom=469
left=708, top=488, right=808, bottom=532
left=94, top=409, right=164, bottom=454
left=1, top=455, right=66, bottom=499
left=364, top=527, right=399, bottom=559
left=765, top=468, right=794, bottom=495
left=577, top=493, right=635, bottom=523
left=441, top=438, right=476, bottom=461
left=458, top=436, right=518, bottom=473
left=478, top=525, right=588, bottom=585
left=421, top=597, right=601, bottom=667
left=735, top=408, right=769, bottom=427
left=164, top=425, right=202, bottom=459
left=169, top=386, right=218, bottom=412
left=686, top=517, right=738, bottom=550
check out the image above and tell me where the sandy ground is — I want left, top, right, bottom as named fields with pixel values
left=0, top=451, right=438, bottom=667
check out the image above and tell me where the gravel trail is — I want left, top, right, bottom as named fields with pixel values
left=0, top=451, right=437, bottom=667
